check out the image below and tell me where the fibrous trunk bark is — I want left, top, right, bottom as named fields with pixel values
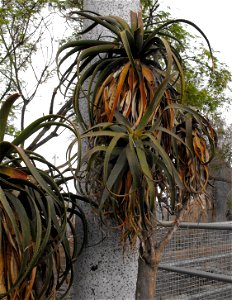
left=135, top=230, right=162, bottom=300
left=136, top=255, right=159, bottom=300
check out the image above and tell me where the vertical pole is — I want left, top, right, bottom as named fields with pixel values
left=71, top=1, right=141, bottom=299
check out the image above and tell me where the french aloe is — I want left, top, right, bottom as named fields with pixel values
left=0, top=94, right=87, bottom=299
left=58, top=10, right=216, bottom=241
left=58, top=10, right=217, bottom=299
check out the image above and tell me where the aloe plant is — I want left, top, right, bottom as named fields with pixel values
left=0, top=94, right=87, bottom=299
left=57, top=11, right=212, bottom=128
left=58, top=11, right=216, bottom=299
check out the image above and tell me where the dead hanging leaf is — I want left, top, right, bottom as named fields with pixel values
left=141, top=64, right=154, bottom=85
left=119, top=86, right=128, bottom=112
left=0, top=248, right=6, bottom=294
left=127, top=67, right=134, bottom=91
left=122, top=90, right=132, bottom=117
left=119, top=91, right=126, bottom=110
left=0, top=166, right=29, bottom=180
left=109, top=62, right=131, bottom=121
left=108, top=84, right=117, bottom=111
left=94, top=73, right=114, bottom=108
left=103, top=87, right=111, bottom=119
left=193, top=133, right=207, bottom=162
left=133, top=78, right=147, bottom=128
left=165, top=90, right=175, bottom=129
left=108, top=78, right=116, bottom=98
left=93, top=61, right=171, bottom=128
left=24, top=266, right=37, bottom=300
left=131, top=91, right=138, bottom=121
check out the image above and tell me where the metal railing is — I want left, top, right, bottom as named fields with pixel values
left=156, top=222, right=232, bottom=300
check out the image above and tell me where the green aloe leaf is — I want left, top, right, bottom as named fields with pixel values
left=57, top=40, right=112, bottom=62
left=172, top=51, right=185, bottom=101
left=144, top=133, right=183, bottom=189
left=0, top=93, right=20, bottom=142
left=78, top=43, right=119, bottom=63
left=57, top=46, right=80, bottom=69
left=137, top=37, right=173, bottom=130
left=143, top=19, right=214, bottom=67
left=59, top=60, right=77, bottom=90
left=120, top=30, right=136, bottom=69
left=0, top=187, right=25, bottom=255
left=75, top=11, right=122, bottom=37
left=155, top=126, right=193, bottom=154
left=126, top=136, right=146, bottom=226
left=1, top=142, right=57, bottom=201
left=134, top=27, right=144, bottom=54
left=130, top=11, right=138, bottom=33
left=114, top=110, right=133, bottom=128
left=82, top=130, right=125, bottom=139
left=135, top=139, right=156, bottom=210
left=81, top=145, right=106, bottom=167
left=12, top=115, right=76, bottom=147
left=99, top=148, right=127, bottom=211
left=103, top=132, right=126, bottom=183
left=2, top=190, right=34, bottom=289
left=108, top=15, right=132, bottom=32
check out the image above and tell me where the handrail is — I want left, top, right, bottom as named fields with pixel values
left=159, top=264, right=232, bottom=283
left=158, top=221, right=232, bottom=230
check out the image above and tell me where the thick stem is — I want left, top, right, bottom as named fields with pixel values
left=136, top=208, right=186, bottom=299
left=135, top=232, right=161, bottom=300
left=136, top=255, right=159, bottom=300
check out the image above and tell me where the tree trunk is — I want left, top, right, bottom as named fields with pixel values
left=136, top=255, right=159, bottom=300
left=135, top=232, right=161, bottom=300
left=71, top=1, right=141, bottom=299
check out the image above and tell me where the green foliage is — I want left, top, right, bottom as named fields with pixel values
left=62, top=0, right=83, bottom=9
left=0, top=0, right=61, bottom=136
left=183, top=51, right=231, bottom=112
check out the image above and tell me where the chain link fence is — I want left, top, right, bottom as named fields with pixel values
left=156, top=222, right=232, bottom=300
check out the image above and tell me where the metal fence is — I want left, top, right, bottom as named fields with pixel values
left=156, top=222, right=232, bottom=300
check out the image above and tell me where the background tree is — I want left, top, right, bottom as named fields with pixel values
left=0, top=1, right=56, bottom=133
